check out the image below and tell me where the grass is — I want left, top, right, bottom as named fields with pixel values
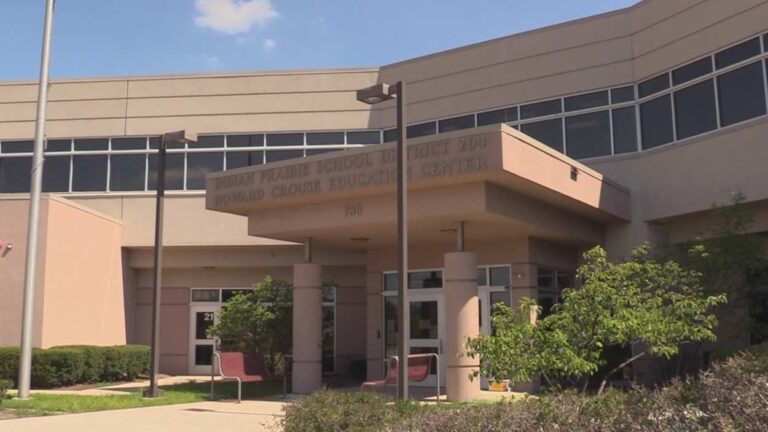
left=2, top=380, right=285, bottom=417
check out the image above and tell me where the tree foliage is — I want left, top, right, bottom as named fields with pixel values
left=207, top=276, right=292, bottom=373
left=466, top=244, right=727, bottom=393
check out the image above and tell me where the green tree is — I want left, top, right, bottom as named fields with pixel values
left=466, top=244, right=727, bottom=394
left=207, top=276, right=292, bottom=373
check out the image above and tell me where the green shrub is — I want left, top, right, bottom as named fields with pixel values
left=31, top=348, right=87, bottom=388
left=282, top=389, right=421, bottom=432
left=102, top=345, right=150, bottom=381
left=0, top=347, right=20, bottom=387
left=0, top=378, right=11, bottom=406
left=51, top=346, right=107, bottom=383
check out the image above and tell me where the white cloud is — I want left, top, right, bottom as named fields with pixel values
left=262, top=38, right=276, bottom=52
left=195, top=0, right=278, bottom=35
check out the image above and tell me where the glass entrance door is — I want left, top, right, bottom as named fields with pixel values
left=383, top=293, right=444, bottom=387
left=478, top=285, right=511, bottom=390
left=188, top=304, right=219, bottom=375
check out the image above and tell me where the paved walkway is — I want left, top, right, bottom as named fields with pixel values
left=0, top=399, right=287, bottom=432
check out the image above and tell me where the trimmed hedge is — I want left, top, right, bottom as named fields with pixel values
left=0, top=345, right=149, bottom=389
left=0, top=379, right=11, bottom=406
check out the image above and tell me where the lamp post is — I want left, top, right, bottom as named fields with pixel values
left=145, top=130, right=197, bottom=398
left=356, top=82, right=409, bottom=400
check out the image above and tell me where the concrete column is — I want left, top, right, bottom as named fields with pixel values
left=444, top=251, right=481, bottom=401
left=292, top=263, right=322, bottom=394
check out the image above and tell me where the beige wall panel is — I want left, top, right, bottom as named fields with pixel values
left=124, top=111, right=375, bottom=136
left=633, top=1, right=768, bottom=78
left=629, top=0, right=704, bottom=31
left=0, top=80, right=127, bottom=103
left=126, top=92, right=367, bottom=118
left=0, top=199, right=48, bottom=347
left=48, top=99, right=127, bottom=121
left=127, top=71, right=379, bottom=98
left=159, top=304, right=189, bottom=356
left=0, top=84, right=38, bottom=104
left=45, top=118, right=127, bottom=139
left=136, top=267, right=294, bottom=289
left=39, top=197, right=126, bottom=348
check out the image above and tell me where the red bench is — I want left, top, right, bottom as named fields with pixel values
left=361, top=354, right=440, bottom=402
left=210, top=351, right=287, bottom=402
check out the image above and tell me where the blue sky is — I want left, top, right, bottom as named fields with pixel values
left=0, top=0, right=637, bottom=81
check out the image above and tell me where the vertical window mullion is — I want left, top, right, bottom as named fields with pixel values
left=634, top=85, right=642, bottom=152
left=609, top=106, right=615, bottom=155
left=560, top=100, right=567, bottom=155
left=670, top=91, right=678, bottom=141
left=763, top=59, right=768, bottom=117
left=713, top=58, right=722, bottom=128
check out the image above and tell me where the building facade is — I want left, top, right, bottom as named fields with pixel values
left=1, top=0, right=767, bottom=399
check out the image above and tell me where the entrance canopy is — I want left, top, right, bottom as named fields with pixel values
left=206, top=125, right=630, bottom=249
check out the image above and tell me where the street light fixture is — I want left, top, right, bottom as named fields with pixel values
left=145, top=130, right=197, bottom=398
left=356, top=81, right=410, bottom=401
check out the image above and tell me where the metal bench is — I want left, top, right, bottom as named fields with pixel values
left=361, top=353, right=440, bottom=402
left=210, top=351, right=287, bottom=402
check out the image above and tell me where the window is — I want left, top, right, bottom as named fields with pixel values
left=226, top=151, right=263, bottom=169
left=438, top=114, right=475, bottom=133
left=564, top=91, right=608, bottom=112
left=191, top=135, right=224, bottom=148
left=477, top=107, right=518, bottom=126
left=265, top=150, right=302, bottom=163
left=409, top=271, right=442, bottom=289
left=520, top=118, right=563, bottom=152
left=347, top=131, right=380, bottom=145
left=477, top=268, right=488, bottom=286
left=640, top=94, right=673, bottom=149
left=307, top=132, right=344, bottom=145
left=520, top=99, right=561, bottom=119
left=2, top=141, right=32, bottom=153
left=110, top=154, right=146, bottom=191
left=610, top=86, right=635, bottom=103
left=186, top=152, right=223, bottom=189
left=717, top=62, right=767, bottom=127
left=638, top=73, right=670, bottom=98
left=43, top=156, right=71, bottom=192
left=715, top=37, right=761, bottom=69
left=407, top=122, right=436, bottom=138
left=489, top=266, right=510, bottom=287
left=191, top=289, right=220, bottom=302
left=674, top=79, right=717, bottom=139
left=267, top=133, right=303, bottom=147
left=672, top=57, right=713, bottom=85
left=565, top=111, right=611, bottom=159
left=612, top=107, right=638, bottom=154
left=46, top=139, right=71, bottom=152
left=227, top=134, right=263, bottom=147
left=383, top=129, right=397, bottom=142
left=150, top=136, right=184, bottom=150
left=0, top=157, right=31, bottom=192
left=222, top=289, right=250, bottom=302
left=74, top=138, right=108, bottom=151
left=111, top=137, right=146, bottom=150
left=148, top=153, right=184, bottom=190
left=72, top=155, right=108, bottom=191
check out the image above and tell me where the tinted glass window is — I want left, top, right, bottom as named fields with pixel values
left=266, top=133, right=303, bottom=147
left=46, top=139, right=71, bottom=152
left=477, top=107, right=518, bottom=126
left=564, top=91, right=608, bottom=112
left=612, top=107, right=638, bottom=154
left=489, top=266, right=510, bottom=287
left=407, top=122, right=436, bottom=138
left=306, top=148, right=341, bottom=156
left=72, top=155, right=108, bottom=191
left=674, top=79, right=717, bottom=139
left=149, top=136, right=184, bottom=150
left=111, top=137, right=146, bottom=150
left=265, top=150, right=302, bottom=163
left=347, top=131, right=380, bottom=145
left=2, top=141, right=33, bottom=153
left=715, top=37, right=760, bottom=69
left=638, top=73, right=670, bottom=98
left=610, top=86, right=635, bottom=103
left=520, top=119, right=564, bottom=152
left=148, top=153, right=184, bottom=190
left=226, top=151, right=263, bottom=169
left=307, top=132, right=344, bottom=145
left=0, top=157, right=31, bottom=192
left=409, top=271, right=443, bottom=289
left=640, top=94, right=674, bottom=149
left=383, top=129, right=398, bottom=142
left=438, top=115, right=475, bottom=133
left=42, top=156, right=70, bottom=192
left=187, top=152, right=223, bottom=190
left=717, top=62, right=767, bottom=127
left=74, top=138, right=108, bottom=151
left=110, top=154, right=145, bottom=191
left=520, top=99, right=561, bottom=119
left=672, top=57, right=713, bottom=85
left=190, top=135, right=224, bottom=148
left=565, top=111, right=611, bottom=159
left=226, top=134, right=263, bottom=147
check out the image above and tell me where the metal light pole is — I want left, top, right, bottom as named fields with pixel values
left=145, top=130, right=196, bottom=398
left=17, top=0, right=56, bottom=400
left=356, top=82, right=409, bottom=400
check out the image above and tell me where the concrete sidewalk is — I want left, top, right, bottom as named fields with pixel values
left=0, top=399, right=287, bottom=432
